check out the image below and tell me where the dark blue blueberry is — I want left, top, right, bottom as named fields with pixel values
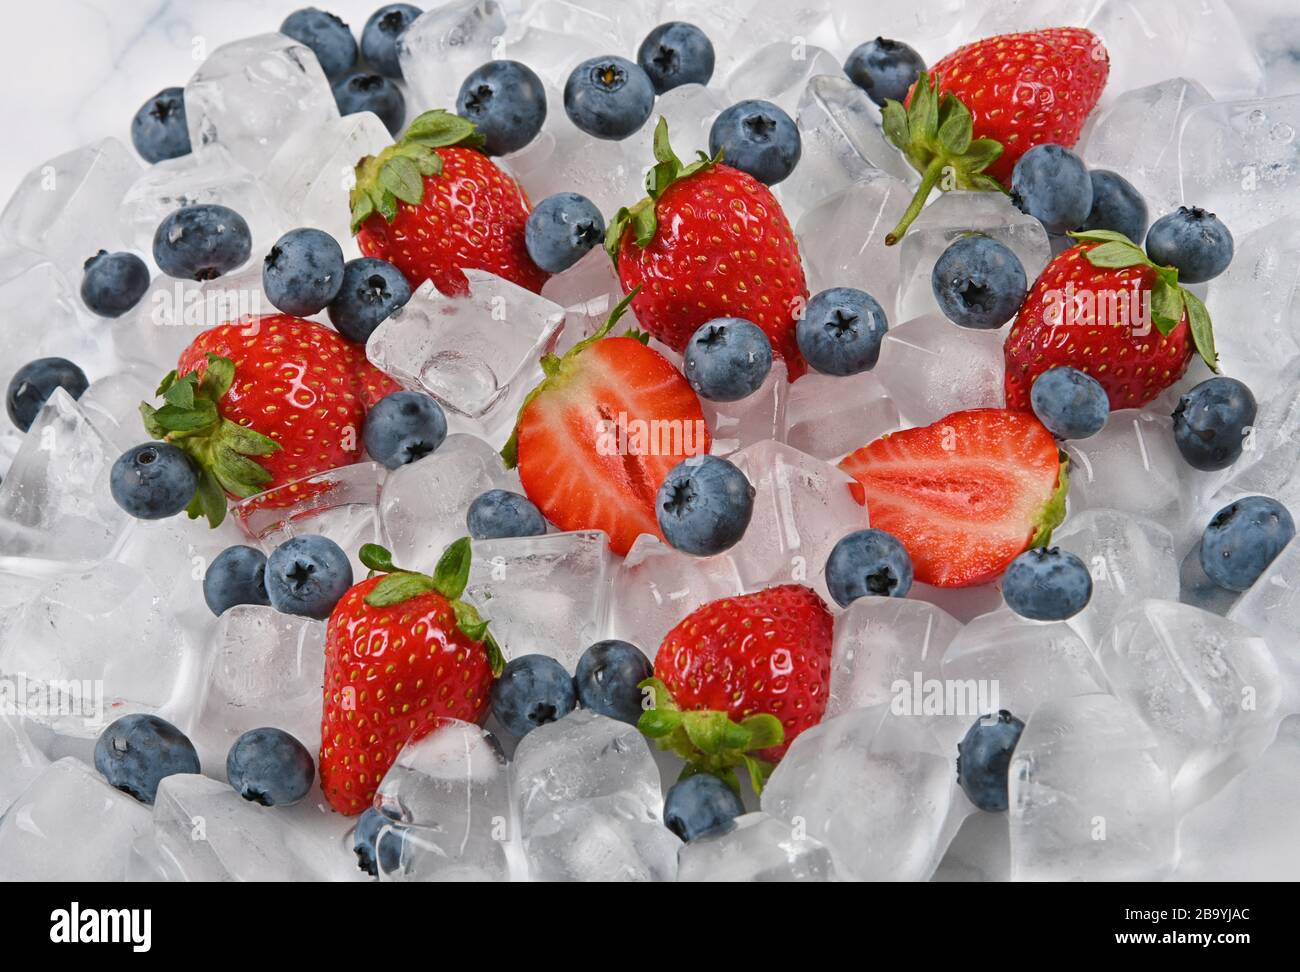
left=457, top=60, right=548, bottom=156
left=844, top=37, right=926, bottom=107
left=265, top=534, right=354, bottom=620
left=1009, top=144, right=1093, bottom=234
left=956, top=711, right=1025, bottom=812
left=525, top=193, right=605, bottom=274
left=931, top=235, right=1028, bottom=330
left=363, top=390, right=447, bottom=469
left=353, top=806, right=403, bottom=876
left=130, top=87, right=191, bottom=164
left=663, top=773, right=744, bottom=842
left=327, top=257, right=412, bottom=343
left=360, top=3, right=422, bottom=78
left=203, top=545, right=271, bottom=616
left=81, top=250, right=151, bottom=319
left=683, top=317, right=772, bottom=402
left=281, top=7, right=358, bottom=79
left=263, top=228, right=346, bottom=317
left=564, top=56, right=656, bottom=141
left=110, top=442, right=199, bottom=520
left=1145, top=206, right=1234, bottom=283
left=6, top=357, right=88, bottom=432
left=153, top=204, right=253, bottom=281
left=574, top=639, right=653, bottom=725
left=637, top=21, right=715, bottom=94
left=333, top=72, right=406, bottom=136
left=795, top=287, right=888, bottom=376
left=708, top=99, right=801, bottom=185
left=1030, top=366, right=1110, bottom=440
left=466, top=489, right=547, bottom=540
left=1200, top=495, right=1295, bottom=592
left=825, top=528, right=914, bottom=607
left=1078, top=169, right=1148, bottom=244
left=226, top=727, right=316, bottom=806
left=94, top=714, right=201, bottom=805
left=1173, top=376, right=1257, bottom=471
left=1002, top=546, right=1093, bottom=621
left=490, top=654, right=577, bottom=738
left=656, top=454, right=755, bottom=556
left=1180, top=540, right=1240, bottom=617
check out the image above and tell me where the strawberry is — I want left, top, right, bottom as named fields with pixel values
left=606, top=119, right=809, bottom=378
left=319, top=540, right=502, bottom=815
left=1004, top=231, right=1219, bottom=411
left=350, top=110, right=548, bottom=297
left=838, top=409, right=1068, bottom=588
left=640, top=584, right=834, bottom=792
left=502, top=292, right=710, bottom=556
left=882, top=28, right=1109, bottom=242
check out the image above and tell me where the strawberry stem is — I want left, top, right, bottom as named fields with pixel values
left=885, top=157, right=945, bottom=246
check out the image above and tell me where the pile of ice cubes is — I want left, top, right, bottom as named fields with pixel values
left=1, top=0, right=1298, bottom=882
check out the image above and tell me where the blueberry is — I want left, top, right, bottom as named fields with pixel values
left=1173, top=377, right=1257, bottom=471
left=353, top=806, right=403, bottom=876
left=525, top=193, right=605, bottom=274
left=6, top=357, right=88, bottom=432
left=153, top=204, right=253, bottom=281
left=262, top=228, right=346, bottom=318
left=363, top=390, right=447, bottom=469
left=1030, top=366, right=1110, bottom=440
left=110, top=442, right=199, bottom=520
left=81, top=250, right=151, bottom=319
left=333, top=72, right=406, bottom=136
left=327, top=257, right=412, bottom=343
left=94, top=714, right=200, bottom=805
left=1078, top=169, right=1148, bottom=244
left=457, top=60, right=548, bottom=156
left=656, top=454, right=755, bottom=556
left=637, top=21, right=715, bottom=94
left=490, top=654, right=577, bottom=738
left=1200, top=495, right=1295, bottom=592
left=130, top=87, right=191, bottom=164
left=265, top=534, right=354, bottom=620
left=360, top=3, right=422, bottom=78
left=844, top=37, right=926, bottom=107
left=203, top=545, right=271, bottom=616
left=1009, top=144, right=1093, bottom=235
left=825, top=528, right=914, bottom=607
left=574, top=640, right=653, bottom=725
left=1145, top=206, right=1234, bottom=283
left=663, top=773, right=744, bottom=842
left=1002, top=547, right=1093, bottom=621
left=226, top=727, right=316, bottom=806
left=682, top=317, right=772, bottom=402
left=956, top=711, right=1025, bottom=812
left=795, top=287, right=888, bottom=376
left=281, top=7, right=358, bottom=79
left=466, top=489, right=547, bottom=540
left=708, top=99, right=800, bottom=186
left=564, top=56, right=656, bottom=141
left=931, top=235, right=1028, bottom=330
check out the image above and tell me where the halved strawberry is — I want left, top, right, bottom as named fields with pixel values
left=838, top=409, right=1067, bottom=588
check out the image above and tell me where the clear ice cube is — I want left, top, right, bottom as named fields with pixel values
left=78, top=370, right=161, bottom=454
left=497, top=29, right=605, bottom=92
left=1228, top=538, right=1300, bottom=706
left=701, top=359, right=788, bottom=457
left=1207, top=358, right=1300, bottom=509
left=632, top=83, right=727, bottom=163
left=0, top=708, right=49, bottom=816
left=677, top=811, right=838, bottom=881
left=0, top=252, right=96, bottom=408
left=540, top=246, right=628, bottom=355
left=874, top=314, right=1006, bottom=426
left=399, top=0, right=510, bottom=115
left=723, top=42, right=842, bottom=120
left=795, top=172, right=912, bottom=305
left=784, top=370, right=900, bottom=462
left=520, top=799, right=679, bottom=881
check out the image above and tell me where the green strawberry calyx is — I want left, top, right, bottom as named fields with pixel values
left=1029, top=453, right=1070, bottom=549
left=349, top=110, right=487, bottom=233
left=637, top=677, right=785, bottom=796
left=605, top=117, right=720, bottom=264
left=138, top=353, right=280, bottom=528
left=1069, top=229, right=1218, bottom=371
left=881, top=72, right=1007, bottom=245
left=359, top=539, right=505, bottom=677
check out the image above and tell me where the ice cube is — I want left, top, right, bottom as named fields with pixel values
left=932, top=810, right=1011, bottom=882
left=632, top=84, right=727, bottom=163
left=497, top=29, right=605, bottom=92
left=1008, top=693, right=1176, bottom=881
left=909, top=581, right=1009, bottom=625
left=1228, top=538, right=1300, bottom=706
left=975, top=0, right=1100, bottom=36
left=1179, top=539, right=1242, bottom=617
left=677, top=811, right=838, bottom=881
left=784, top=370, right=900, bottom=462
left=831, top=2, right=979, bottom=63
left=874, top=314, right=1006, bottom=426
left=702, top=359, right=789, bottom=457
left=0, top=252, right=96, bottom=409
left=520, top=0, right=648, bottom=51
left=723, top=42, right=841, bottom=120
left=78, top=370, right=160, bottom=454
left=465, top=531, right=613, bottom=672
left=727, top=439, right=871, bottom=604
left=1207, top=358, right=1300, bottom=508
left=0, top=709, right=49, bottom=815
left=0, top=758, right=151, bottom=881
left=399, top=0, right=509, bottom=114
left=540, top=246, right=628, bottom=354
left=521, top=799, right=679, bottom=881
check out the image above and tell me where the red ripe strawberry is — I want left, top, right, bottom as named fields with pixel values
left=607, top=120, right=808, bottom=378
left=503, top=293, right=710, bottom=556
left=351, top=110, right=547, bottom=297
left=882, top=28, right=1109, bottom=242
left=641, top=584, right=834, bottom=792
left=1004, top=231, right=1218, bottom=410
left=319, top=540, right=502, bottom=815
left=838, top=409, right=1067, bottom=588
